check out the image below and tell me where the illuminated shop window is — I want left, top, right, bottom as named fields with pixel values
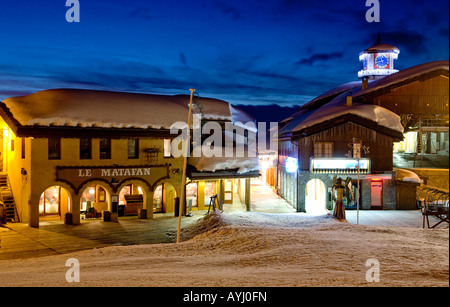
left=39, top=186, right=60, bottom=215
left=164, top=139, right=172, bottom=158
left=204, top=181, right=217, bottom=205
left=153, top=185, right=163, bottom=213
left=186, top=183, right=198, bottom=208
left=80, top=186, right=96, bottom=211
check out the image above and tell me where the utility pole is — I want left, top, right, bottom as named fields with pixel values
left=176, top=89, right=196, bottom=244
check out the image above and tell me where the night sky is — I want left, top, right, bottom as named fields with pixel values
left=0, top=0, right=448, bottom=109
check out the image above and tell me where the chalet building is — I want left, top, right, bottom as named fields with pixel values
left=0, top=89, right=259, bottom=227
left=278, top=42, right=449, bottom=213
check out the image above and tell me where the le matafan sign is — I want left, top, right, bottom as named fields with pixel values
left=56, top=165, right=170, bottom=193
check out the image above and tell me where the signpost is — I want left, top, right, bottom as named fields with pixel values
left=177, top=89, right=196, bottom=244
left=354, top=142, right=361, bottom=225
left=348, top=138, right=369, bottom=225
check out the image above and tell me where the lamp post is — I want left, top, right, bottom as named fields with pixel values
left=176, top=88, right=196, bottom=244
left=348, top=137, right=369, bottom=225
left=353, top=141, right=361, bottom=225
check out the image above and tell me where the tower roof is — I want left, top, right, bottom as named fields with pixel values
left=361, top=42, right=400, bottom=55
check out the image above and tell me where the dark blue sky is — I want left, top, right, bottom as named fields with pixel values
left=0, top=0, right=448, bottom=106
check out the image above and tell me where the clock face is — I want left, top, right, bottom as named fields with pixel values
left=375, top=53, right=390, bottom=69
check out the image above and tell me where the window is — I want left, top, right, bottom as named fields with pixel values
left=80, top=138, right=92, bottom=159
left=314, top=142, right=333, bottom=158
left=48, top=138, right=61, bottom=160
left=39, top=186, right=61, bottom=215
left=99, top=138, right=111, bottom=159
left=153, top=185, right=164, bottom=213
left=164, top=139, right=172, bottom=158
left=21, top=138, right=25, bottom=159
left=128, top=139, right=139, bottom=159
left=186, top=183, right=198, bottom=208
left=204, top=181, right=217, bottom=206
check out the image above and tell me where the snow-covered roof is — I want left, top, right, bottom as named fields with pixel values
left=281, top=81, right=363, bottom=124
left=360, top=42, right=400, bottom=54
left=3, top=89, right=250, bottom=130
left=353, top=60, right=449, bottom=98
left=280, top=87, right=404, bottom=136
left=281, top=60, right=448, bottom=137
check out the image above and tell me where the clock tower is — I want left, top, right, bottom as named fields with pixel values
left=358, top=40, right=400, bottom=80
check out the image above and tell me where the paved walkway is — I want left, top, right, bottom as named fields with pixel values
left=0, top=179, right=443, bottom=261
left=345, top=210, right=428, bottom=228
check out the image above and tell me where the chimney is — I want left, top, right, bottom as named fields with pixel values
left=362, top=78, right=369, bottom=90
left=346, top=96, right=352, bottom=107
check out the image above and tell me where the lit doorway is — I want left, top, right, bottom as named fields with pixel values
left=80, top=185, right=110, bottom=218
left=370, top=180, right=383, bottom=209
left=39, top=186, right=71, bottom=219
left=305, top=179, right=327, bottom=214
left=153, top=182, right=178, bottom=213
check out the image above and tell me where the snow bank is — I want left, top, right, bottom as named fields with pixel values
left=0, top=210, right=448, bottom=287
left=182, top=210, right=339, bottom=242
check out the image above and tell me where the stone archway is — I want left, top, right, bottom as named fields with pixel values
left=116, top=179, right=151, bottom=217
left=38, top=185, right=73, bottom=220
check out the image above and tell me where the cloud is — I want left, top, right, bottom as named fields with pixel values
left=213, top=1, right=242, bottom=20
left=129, top=8, right=153, bottom=20
left=295, top=52, right=344, bottom=66
left=179, top=52, right=188, bottom=67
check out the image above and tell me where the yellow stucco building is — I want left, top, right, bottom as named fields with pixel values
left=0, top=89, right=259, bottom=227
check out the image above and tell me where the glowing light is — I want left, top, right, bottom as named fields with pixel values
left=358, top=69, right=399, bottom=78
left=312, top=158, right=369, bottom=170
left=286, top=157, right=298, bottom=173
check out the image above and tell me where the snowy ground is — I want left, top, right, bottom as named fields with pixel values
left=0, top=211, right=448, bottom=287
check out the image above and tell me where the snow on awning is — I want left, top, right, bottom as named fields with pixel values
left=395, top=169, right=423, bottom=184
left=188, top=146, right=260, bottom=174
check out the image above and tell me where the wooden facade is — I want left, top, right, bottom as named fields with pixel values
left=295, top=121, right=396, bottom=172
left=355, top=67, right=449, bottom=133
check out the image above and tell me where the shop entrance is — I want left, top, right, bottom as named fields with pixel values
left=39, top=186, right=71, bottom=219
left=153, top=182, right=177, bottom=213
left=305, top=179, right=327, bottom=214
left=118, top=183, right=145, bottom=216
left=80, top=185, right=110, bottom=218
left=371, top=180, right=383, bottom=209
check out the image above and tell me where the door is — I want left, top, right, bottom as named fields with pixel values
left=223, top=179, right=233, bottom=204
left=370, top=180, right=383, bottom=209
